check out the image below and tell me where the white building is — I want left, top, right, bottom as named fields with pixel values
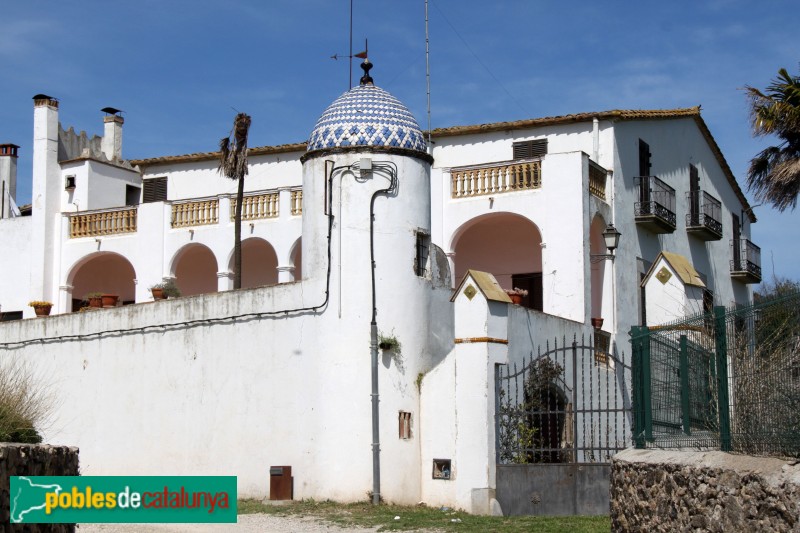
left=0, top=61, right=758, bottom=514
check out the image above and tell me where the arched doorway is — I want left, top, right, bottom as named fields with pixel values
left=229, top=238, right=279, bottom=289
left=451, top=212, right=543, bottom=311
left=590, top=215, right=608, bottom=323
left=172, top=243, right=218, bottom=296
left=68, top=252, right=137, bottom=310
left=290, top=238, right=302, bottom=281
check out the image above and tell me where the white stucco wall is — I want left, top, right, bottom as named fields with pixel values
left=142, top=151, right=304, bottom=201
left=420, top=274, right=509, bottom=514
left=613, top=118, right=753, bottom=336
left=0, top=216, right=32, bottom=316
left=644, top=256, right=705, bottom=326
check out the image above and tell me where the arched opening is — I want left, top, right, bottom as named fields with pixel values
left=524, top=357, right=569, bottom=463
left=290, top=238, right=302, bottom=281
left=452, top=212, right=543, bottom=311
left=590, top=215, right=607, bottom=323
left=68, top=252, right=137, bottom=310
left=230, top=238, right=279, bottom=289
left=172, top=244, right=218, bottom=296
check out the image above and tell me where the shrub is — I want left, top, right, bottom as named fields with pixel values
left=0, top=358, right=51, bottom=444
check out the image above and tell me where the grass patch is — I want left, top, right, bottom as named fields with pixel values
left=238, top=499, right=610, bottom=532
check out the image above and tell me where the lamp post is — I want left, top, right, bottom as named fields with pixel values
left=591, top=224, right=622, bottom=263
left=590, top=224, right=622, bottom=335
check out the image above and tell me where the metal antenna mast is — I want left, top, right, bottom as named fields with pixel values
left=349, top=0, right=354, bottom=89
left=425, top=0, right=432, bottom=145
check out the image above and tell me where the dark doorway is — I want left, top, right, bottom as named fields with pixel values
left=512, top=272, right=543, bottom=311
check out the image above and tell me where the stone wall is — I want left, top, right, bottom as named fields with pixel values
left=611, top=448, right=800, bottom=532
left=0, top=443, right=79, bottom=532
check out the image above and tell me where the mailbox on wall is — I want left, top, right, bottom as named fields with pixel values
left=269, top=465, right=293, bottom=500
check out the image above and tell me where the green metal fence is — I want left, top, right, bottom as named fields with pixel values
left=630, top=291, right=800, bottom=457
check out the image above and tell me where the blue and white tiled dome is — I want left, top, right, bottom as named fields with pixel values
left=307, top=84, right=428, bottom=153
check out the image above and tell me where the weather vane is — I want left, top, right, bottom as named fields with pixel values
left=331, top=39, right=368, bottom=90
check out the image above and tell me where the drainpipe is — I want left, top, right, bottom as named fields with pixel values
left=367, top=162, right=397, bottom=505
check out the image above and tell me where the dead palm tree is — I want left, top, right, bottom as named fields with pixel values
left=218, top=113, right=251, bottom=289
left=745, top=66, right=800, bottom=211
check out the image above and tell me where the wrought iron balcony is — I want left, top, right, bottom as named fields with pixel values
left=685, top=190, right=722, bottom=241
left=635, top=176, right=676, bottom=233
left=730, top=238, right=761, bottom=284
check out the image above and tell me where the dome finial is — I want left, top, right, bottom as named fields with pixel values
left=359, top=59, right=373, bottom=86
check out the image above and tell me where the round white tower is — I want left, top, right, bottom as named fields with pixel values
left=300, top=60, right=436, bottom=504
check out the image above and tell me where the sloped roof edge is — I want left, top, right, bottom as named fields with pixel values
left=642, top=252, right=706, bottom=289
left=130, top=142, right=307, bottom=167
left=450, top=269, right=512, bottom=303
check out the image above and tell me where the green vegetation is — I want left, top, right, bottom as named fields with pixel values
left=0, top=358, right=51, bottom=444
left=745, top=65, right=800, bottom=211
left=238, top=499, right=610, bottom=532
left=151, top=279, right=181, bottom=298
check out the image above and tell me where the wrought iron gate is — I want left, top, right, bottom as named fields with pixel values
left=494, top=336, right=632, bottom=515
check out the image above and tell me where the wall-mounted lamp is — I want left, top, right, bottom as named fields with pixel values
left=65, top=176, right=76, bottom=191
left=590, top=224, right=622, bottom=263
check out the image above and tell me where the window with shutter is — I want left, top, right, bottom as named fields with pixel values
left=638, top=139, right=651, bottom=176
left=512, top=139, right=547, bottom=160
left=142, top=177, right=168, bottom=203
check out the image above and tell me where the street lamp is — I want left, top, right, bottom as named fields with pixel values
left=591, top=224, right=622, bottom=263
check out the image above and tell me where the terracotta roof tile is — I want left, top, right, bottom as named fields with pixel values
left=129, top=142, right=307, bottom=167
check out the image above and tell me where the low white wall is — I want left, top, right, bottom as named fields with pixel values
left=0, top=279, right=448, bottom=503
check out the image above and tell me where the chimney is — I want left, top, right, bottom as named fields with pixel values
left=30, top=94, right=61, bottom=306
left=0, top=144, right=19, bottom=218
left=101, top=107, right=124, bottom=161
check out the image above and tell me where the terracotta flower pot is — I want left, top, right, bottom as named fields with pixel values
left=510, top=294, right=523, bottom=305
left=101, top=294, right=119, bottom=308
left=591, top=317, right=604, bottom=330
left=33, top=305, right=52, bottom=317
left=151, top=288, right=165, bottom=300
left=88, top=297, right=102, bottom=308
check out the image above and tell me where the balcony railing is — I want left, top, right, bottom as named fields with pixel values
left=686, top=190, right=722, bottom=240
left=230, top=192, right=279, bottom=221
left=589, top=162, right=607, bottom=200
left=172, top=199, right=219, bottom=228
left=730, top=238, right=761, bottom=284
left=451, top=159, right=541, bottom=198
left=290, top=189, right=303, bottom=215
left=69, top=207, right=137, bottom=238
left=634, top=176, right=676, bottom=233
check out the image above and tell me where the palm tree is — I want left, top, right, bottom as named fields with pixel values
left=745, top=66, right=800, bottom=211
left=218, top=113, right=251, bottom=289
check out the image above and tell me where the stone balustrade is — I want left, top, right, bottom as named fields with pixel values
left=172, top=198, right=219, bottom=228
left=451, top=159, right=541, bottom=198
left=69, top=206, right=137, bottom=238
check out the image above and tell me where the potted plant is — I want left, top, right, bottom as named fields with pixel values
left=149, top=283, right=166, bottom=300
left=85, top=292, right=103, bottom=308
left=505, top=287, right=528, bottom=305
left=591, top=317, right=604, bottom=330
left=101, top=294, right=119, bottom=308
left=28, top=301, right=53, bottom=317
left=378, top=332, right=401, bottom=352
left=154, top=279, right=181, bottom=299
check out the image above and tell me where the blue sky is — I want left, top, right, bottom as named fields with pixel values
left=1, top=0, right=798, bottom=282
